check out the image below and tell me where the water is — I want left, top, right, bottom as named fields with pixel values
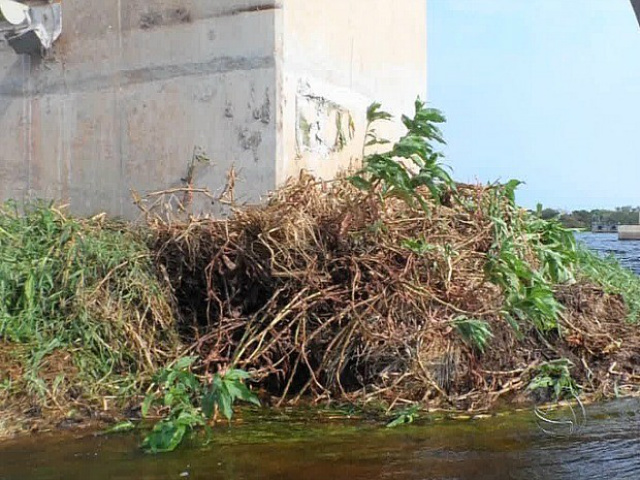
left=1, top=400, right=639, bottom=480
left=575, top=232, right=640, bottom=274
left=2, top=232, right=640, bottom=480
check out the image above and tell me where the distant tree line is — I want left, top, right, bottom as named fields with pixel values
left=536, top=206, right=640, bottom=230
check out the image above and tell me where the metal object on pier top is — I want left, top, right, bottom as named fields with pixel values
left=0, top=0, right=61, bottom=55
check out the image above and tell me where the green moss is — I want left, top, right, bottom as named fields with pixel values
left=299, top=115, right=312, bottom=147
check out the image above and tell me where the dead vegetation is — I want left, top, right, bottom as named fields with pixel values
left=146, top=100, right=640, bottom=412
left=2, top=100, right=640, bottom=442
left=150, top=175, right=640, bottom=411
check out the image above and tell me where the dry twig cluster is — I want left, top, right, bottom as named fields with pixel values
left=151, top=176, right=640, bottom=411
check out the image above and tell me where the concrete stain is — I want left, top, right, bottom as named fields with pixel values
left=252, top=88, right=271, bottom=125
left=238, top=129, right=262, bottom=162
left=214, top=3, right=282, bottom=18
left=0, top=56, right=276, bottom=97
left=225, top=101, right=234, bottom=119
left=140, top=7, right=192, bottom=30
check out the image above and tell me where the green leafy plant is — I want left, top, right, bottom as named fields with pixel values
left=451, top=316, right=493, bottom=353
left=351, top=99, right=454, bottom=210
left=0, top=202, right=177, bottom=409
left=576, top=247, right=640, bottom=323
left=141, top=357, right=259, bottom=454
left=386, top=405, right=419, bottom=428
left=485, top=237, right=564, bottom=334
left=526, top=215, right=577, bottom=284
left=141, top=356, right=204, bottom=454
left=528, top=359, right=578, bottom=401
left=483, top=182, right=573, bottom=335
left=362, top=102, right=393, bottom=153
left=202, top=369, right=260, bottom=421
left=402, top=238, right=440, bottom=255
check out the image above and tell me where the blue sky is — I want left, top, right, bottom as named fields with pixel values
left=427, top=0, right=640, bottom=211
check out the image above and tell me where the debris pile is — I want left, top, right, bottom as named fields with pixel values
left=152, top=175, right=640, bottom=410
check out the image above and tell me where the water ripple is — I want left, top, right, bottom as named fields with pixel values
left=576, top=232, right=640, bottom=274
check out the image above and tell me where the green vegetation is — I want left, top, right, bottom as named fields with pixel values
left=141, top=357, right=259, bottom=453
left=355, top=101, right=577, bottom=339
left=528, top=359, right=578, bottom=401
left=386, top=405, right=419, bottom=428
left=2, top=98, right=640, bottom=450
left=576, top=247, right=640, bottom=323
left=351, top=99, right=454, bottom=210
left=451, top=317, right=493, bottom=353
left=540, top=205, right=640, bottom=229
left=348, top=101, right=640, bottom=408
left=485, top=204, right=569, bottom=334
left=0, top=202, right=177, bottom=411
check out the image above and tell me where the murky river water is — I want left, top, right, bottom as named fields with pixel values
left=1, top=400, right=639, bottom=480
left=1, top=232, right=639, bottom=480
left=576, top=232, right=640, bottom=274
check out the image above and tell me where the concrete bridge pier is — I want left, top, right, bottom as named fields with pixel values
left=0, top=0, right=427, bottom=219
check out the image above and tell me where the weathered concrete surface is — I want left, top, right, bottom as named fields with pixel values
left=277, top=0, right=428, bottom=183
left=0, top=0, right=279, bottom=218
left=0, top=0, right=427, bottom=218
left=618, top=225, right=640, bottom=240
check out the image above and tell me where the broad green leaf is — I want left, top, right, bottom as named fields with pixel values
left=366, top=102, right=393, bottom=123
left=218, top=386, right=233, bottom=420
left=142, top=421, right=187, bottom=454
left=349, top=176, right=372, bottom=191
left=103, top=420, right=136, bottom=434
left=201, top=391, right=216, bottom=419
left=226, top=380, right=261, bottom=406
left=141, top=394, right=154, bottom=418
left=173, top=356, right=198, bottom=371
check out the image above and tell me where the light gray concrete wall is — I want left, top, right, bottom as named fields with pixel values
left=618, top=225, right=640, bottom=240
left=277, top=0, right=428, bottom=184
left=0, top=0, right=279, bottom=218
left=0, top=1, right=427, bottom=218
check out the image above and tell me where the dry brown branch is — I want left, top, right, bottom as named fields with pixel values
left=148, top=175, right=640, bottom=411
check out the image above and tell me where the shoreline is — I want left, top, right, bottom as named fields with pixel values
left=2, top=171, right=640, bottom=451
left=3, top=392, right=640, bottom=445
